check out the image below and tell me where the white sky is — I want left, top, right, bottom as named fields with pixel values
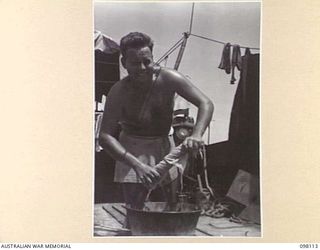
left=94, top=1, right=260, bottom=144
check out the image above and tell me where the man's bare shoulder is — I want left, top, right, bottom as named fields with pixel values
left=159, top=67, right=183, bottom=80
left=159, top=67, right=187, bottom=85
left=158, top=67, right=189, bottom=89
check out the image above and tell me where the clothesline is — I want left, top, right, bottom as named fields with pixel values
left=190, top=33, right=260, bottom=50
left=155, top=3, right=259, bottom=65
left=187, top=3, right=259, bottom=50
left=155, top=32, right=260, bottom=65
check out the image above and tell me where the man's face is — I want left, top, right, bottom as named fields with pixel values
left=122, top=46, right=154, bottom=83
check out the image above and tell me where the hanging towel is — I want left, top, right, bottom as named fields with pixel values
left=218, top=43, right=231, bottom=74
left=230, top=44, right=242, bottom=84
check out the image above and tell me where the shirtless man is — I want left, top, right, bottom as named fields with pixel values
left=99, top=32, right=213, bottom=207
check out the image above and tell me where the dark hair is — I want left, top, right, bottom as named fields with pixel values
left=120, top=32, right=154, bottom=57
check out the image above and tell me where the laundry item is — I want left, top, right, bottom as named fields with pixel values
left=230, top=44, right=242, bottom=84
left=218, top=43, right=231, bottom=74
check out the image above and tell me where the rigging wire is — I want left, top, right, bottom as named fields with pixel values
left=158, top=40, right=184, bottom=63
left=156, top=36, right=184, bottom=63
left=156, top=40, right=184, bottom=65
left=190, top=33, right=260, bottom=50
left=155, top=36, right=184, bottom=65
left=155, top=2, right=259, bottom=66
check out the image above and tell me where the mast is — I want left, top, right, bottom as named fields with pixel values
left=174, top=3, right=194, bottom=70
left=174, top=32, right=190, bottom=70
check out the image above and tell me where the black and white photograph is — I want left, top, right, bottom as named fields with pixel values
left=2, top=0, right=320, bottom=245
left=93, top=1, right=261, bottom=237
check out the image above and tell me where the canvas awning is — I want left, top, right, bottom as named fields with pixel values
left=94, top=31, right=120, bottom=103
left=94, top=30, right=119, bottom=54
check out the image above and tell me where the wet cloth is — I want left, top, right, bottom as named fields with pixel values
left=118, top=141, right=188, bottom=209
left=218, top=43, right=231, bottom=74
left=230, top=45, right=242, bottom=84
left=151, top=144, right=188, bottom=188
left=114, top=132, right=183, bottom=185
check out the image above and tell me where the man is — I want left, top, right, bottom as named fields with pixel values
left=99, top=32, right=213, bottom=208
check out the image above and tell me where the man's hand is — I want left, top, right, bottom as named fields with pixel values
left=182, top=135, right=205, bottom=156
left=133, top=163, right=161, bottom=188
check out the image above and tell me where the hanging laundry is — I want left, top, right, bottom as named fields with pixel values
left=230, top=44, right=242, bottom=84
left=218, top=43, right=231, bottom=74
left=245, top=47, right=251, bottom=56
left=228, top=53, right=260, bottom=176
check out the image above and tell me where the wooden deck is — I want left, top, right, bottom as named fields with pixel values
left=94, top=203, right=261, bottom=237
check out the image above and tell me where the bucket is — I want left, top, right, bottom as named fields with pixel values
left=125, top=202, right=201, bottom=236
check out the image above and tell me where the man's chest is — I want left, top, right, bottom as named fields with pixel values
left=120, top=87, right=174, bottom=121
left=121, top=89, right=148, bottom=117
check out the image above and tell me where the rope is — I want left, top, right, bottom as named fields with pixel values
left=155, top=36, right=185, bottom=65
left=190, top=33, right=260, bottom=50
left=156, top=39, right=184, bottom=65
left=201, top=145, right=215, bottom=198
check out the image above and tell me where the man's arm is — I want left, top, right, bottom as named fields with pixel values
left=98, top=84, right=160, bottom=185
left=163, top=68, right=214, bottom=151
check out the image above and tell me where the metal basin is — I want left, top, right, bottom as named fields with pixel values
left=125, top=202, right=201, bottom=236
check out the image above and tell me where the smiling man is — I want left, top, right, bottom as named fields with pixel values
left=99, top=32, right=213, bottom=208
